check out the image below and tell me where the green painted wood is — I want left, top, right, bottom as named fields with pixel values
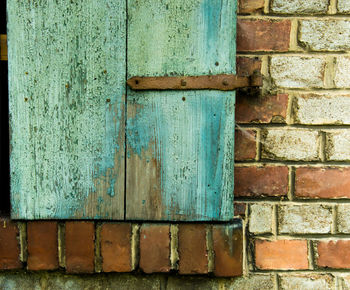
left=8, top=0, right=126, bottom=219
left=126, top=0, right=236, bottom=221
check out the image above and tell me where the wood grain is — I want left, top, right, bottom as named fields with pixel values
left=8, top=0, right=126, bottom=219
left=126, top=0, right=236, bottom=221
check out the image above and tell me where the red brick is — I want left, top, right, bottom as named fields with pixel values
left=0, top=218, right=21, bottom=269
left=27, top=221, right=58, bottom=270
left=65, top=222, right=95, bottom=273
left=255, top=240, right=308, bottom=270
left=317, top=240, right=350, bottom=269
left=213, top=225, right=243, bottom=277
left=237, top=19, right=291, bottom=52
left=236, top=94, right=289, bottom=124
left=139, top=224, right=171, bottom=273
left=178, top=224, right=208, bottom=274
left=101, top=223, right=132, bottom=272
left=235, top=166, right=288, bottom=197
left=237, top=56, right=262, bottom=77
left=234, top=202, right=247, bottom=217
left=296, top=167, right=350, bottom=199
left=238, top=0, right=264, bottom=14
left=235, top=129, right=256, bottom=161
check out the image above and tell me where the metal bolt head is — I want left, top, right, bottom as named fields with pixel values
left=222, top=80, right=229, bottom=86
left=181, top=80, right=187, bottom=86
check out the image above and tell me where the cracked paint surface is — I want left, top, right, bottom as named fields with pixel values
left=8, top=0, right=126, bottom=219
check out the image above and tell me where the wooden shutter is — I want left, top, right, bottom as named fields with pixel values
left=8, top=0, right=236, bottom=221
left=126, top=0, right=236, bottom=221
left=8, top=1, right=126, bottom=219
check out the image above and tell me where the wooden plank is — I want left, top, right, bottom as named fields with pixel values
left=126, top=0, right=236, bottom=221
left=0, top=34, right=7, bottom=61
left=8, top=0, right=126, bottom=219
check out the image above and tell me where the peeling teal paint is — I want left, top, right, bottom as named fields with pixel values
left=8, top=0, right=126, bottom=219
left=8, top=0, right=236, bottom=221
left=126, top=0, right=236, bottom=221
left=107, top=177, right=116, bottom=197
left=127, top=91, right=235, bottom=220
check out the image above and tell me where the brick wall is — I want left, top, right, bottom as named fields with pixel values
left=235, top=0, right=350, bottom=288
left=2, top=0, right=350, bottom=289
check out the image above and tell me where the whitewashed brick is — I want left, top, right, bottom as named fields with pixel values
left=335, top=56, right=350, bottom=88
left=338, top=0, right=350, bottom=13
left=342, top=275, right=350, bottom=290
left=271, top=0, right=328, bottom=14
left=225, top=274, right=274, bottom=290
left=293, top=94, right=350, bottom=125
left=326, top=131, right=350, bottom=161
left=279, top=274, right=334, bottom=290
left=279, top=204, right=332, bottom=234
left=270, top=56, right=326, bottom=88
left=299, top=20, right=350, bottom=51
left=262, top=129, right=320, bottom=161
left=249, top=204, right=273, bottom=234
left=337, top=205, right=350, bottom=234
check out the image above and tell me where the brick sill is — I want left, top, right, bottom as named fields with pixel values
left=0, top=218, right=243, bottom=277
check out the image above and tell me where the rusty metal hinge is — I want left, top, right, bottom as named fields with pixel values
left=127, top=71, right=262, bottom=91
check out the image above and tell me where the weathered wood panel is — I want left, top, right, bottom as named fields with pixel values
left=126, top=0, right=236, bottom=221
left=8, top=0, right=126, bottom=219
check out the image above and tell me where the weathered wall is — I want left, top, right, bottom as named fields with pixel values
left=235, top=0, right=350, bottom=288
left=2, top=0, right=350, bottom=289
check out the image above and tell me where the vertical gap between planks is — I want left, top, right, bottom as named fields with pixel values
left=124, top=0, right=128, bottom=220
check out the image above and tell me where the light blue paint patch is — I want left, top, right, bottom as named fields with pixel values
left=126, top=98, right=155, bottom=157
left=127, top=90, right=235, bottom=221
left=127, top=0, right=236, bottom=221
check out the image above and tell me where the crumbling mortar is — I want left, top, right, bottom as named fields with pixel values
left=94, top=222, right=102, bottom=273
left=287, top=166, right=295, bottom=201
left=237, top=15, right=350, bottom=20
left=289, top=94, right=301, bottom=124
left=327, top=0, right=337, bottom=15
left=206, top=225, right=214, bottom=273
left=307, top=240, right=315, bottom=269
left=58, top=222, right=65, bottom=268
left=256, top=128, right=262, bottom=161
left=170, top=224, right=179, bottom=271
left=17, top=222, right=27, bottom=263
left=131, top=224, right=140, bottom=271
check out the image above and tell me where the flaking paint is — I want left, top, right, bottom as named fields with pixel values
left=127, top=91, right=235, bottom=220
left=126, top=0, right=236, bottom=221
left=8, top=0, right=236, bottom=221
left=8, top=0, right=126, bottom=219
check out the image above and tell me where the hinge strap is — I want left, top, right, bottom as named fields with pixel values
left=127, top=71, right=262, bottom=91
